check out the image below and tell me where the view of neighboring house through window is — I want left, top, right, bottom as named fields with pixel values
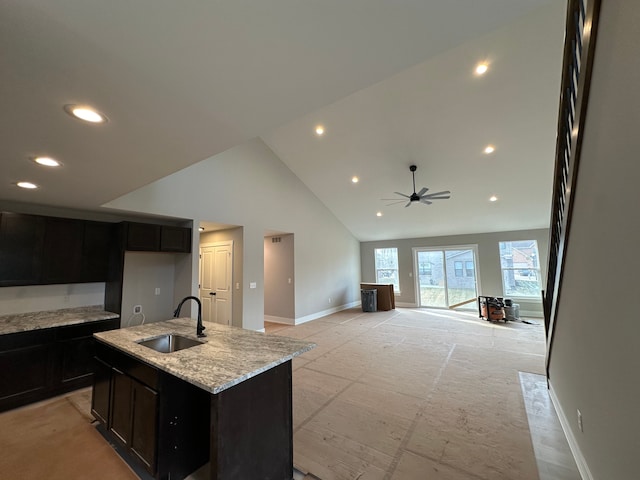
left=374, top=247, right=400, bottom=293
left=499, top=240, right=542, bottom=297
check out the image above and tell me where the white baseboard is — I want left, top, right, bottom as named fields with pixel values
left=294, top=300, right=361, bottom=325
left=264, top=315, right=295, bottom=325
left=255, top=328, right=265, bottom=333
left=548, top=381, right=593, bottom=480
left=396, top=302, right=417, bottom=308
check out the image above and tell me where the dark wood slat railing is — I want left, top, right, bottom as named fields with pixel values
left=544, top=0, right=601, bottom=375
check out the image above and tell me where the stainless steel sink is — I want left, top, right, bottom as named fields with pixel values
left=137, top=334, right=204, bottom=353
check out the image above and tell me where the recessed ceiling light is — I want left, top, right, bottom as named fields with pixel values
left=376, top=212, right=383, bottom=217
left=315, top=125, right=325, bottom=136
left=17, top=181, right=38, bottom=189
left=475, top=62, right=489, bottom=75
left=351, top=176, right=359, bottom=183
left=484, top=145, right=495, bottom=154
left=34, top=156, right=61, bottom=167
left=64, top=104, right=108, bottom=124
left=489, top=195, right=498, bottom=202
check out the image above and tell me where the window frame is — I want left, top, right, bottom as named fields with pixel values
left=374, top=247, right=400, bottom=294
left=498, top=240, right=542, bottom=298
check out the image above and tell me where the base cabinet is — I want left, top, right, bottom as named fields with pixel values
left=93, top=342, right=209, bottom=480
left=0, top=318, right=119, bottom=413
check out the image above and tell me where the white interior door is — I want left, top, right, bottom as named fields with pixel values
left=199, top=241, right=233, bottom=325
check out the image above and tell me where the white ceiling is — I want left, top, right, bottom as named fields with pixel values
left=0, top=0, right=566, bottom=241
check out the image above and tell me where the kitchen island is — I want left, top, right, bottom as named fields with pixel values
left=92, top=318, right=314, bottom=480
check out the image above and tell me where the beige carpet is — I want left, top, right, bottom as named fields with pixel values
left=0, top=391, right=138, bottom=480
left=268, top=307, right=546, bottom=480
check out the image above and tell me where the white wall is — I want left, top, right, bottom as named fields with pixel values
left=548, top=2, right=640, bottom=478
left=121, top=252, right=178, bottom=326
left=104, top=138, right=361, bottom=330
left=0, top=283, right=105, bottom=315
left=264, top=234, right=295, bottom=323
left=360, top=228, right=549, bottom=316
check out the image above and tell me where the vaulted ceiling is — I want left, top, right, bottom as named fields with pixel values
left=1, top=0, right=565, bottom=241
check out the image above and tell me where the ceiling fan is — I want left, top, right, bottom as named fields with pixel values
left=383, top=165, right=451, bottom=207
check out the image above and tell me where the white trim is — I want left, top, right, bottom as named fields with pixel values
left=519, top=309, right=544, bottom=318
left=396, top=302, right=417, bottom=308
left=548, top=381, right=593, bottom=480
left=264, top=315, right=295, bottom=325
left=294, top=300, right=361, bottom=325
left=255, top=328, right=266, bottom=333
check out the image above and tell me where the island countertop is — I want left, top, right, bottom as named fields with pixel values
left=0, top=305, right=119, bottom=336
left=94, top=318, right=315, bottom=394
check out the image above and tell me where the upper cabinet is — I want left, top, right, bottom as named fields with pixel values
left=0, top=213, right=191, bottom=288
left=0, top=212, right=116, bottom=287
left=123, top=222, right=191, bottom=253
left=0, top=213, right=45, bottom=286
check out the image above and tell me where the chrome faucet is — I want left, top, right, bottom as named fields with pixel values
left=173, top=296, right=206, bottom=337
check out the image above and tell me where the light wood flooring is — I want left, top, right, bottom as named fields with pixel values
left=267, top=307, right=580, bottom=480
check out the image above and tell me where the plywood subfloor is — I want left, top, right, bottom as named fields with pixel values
left=267, top=307, right=548, bottom=480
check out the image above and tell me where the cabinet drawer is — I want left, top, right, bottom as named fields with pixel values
left=95, top=342, right=159, bottom=390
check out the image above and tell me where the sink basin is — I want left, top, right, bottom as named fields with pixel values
left=137, top=334, right=203, bottom=353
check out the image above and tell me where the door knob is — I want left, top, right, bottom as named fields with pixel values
left=209, top=292, right=216, bottom=296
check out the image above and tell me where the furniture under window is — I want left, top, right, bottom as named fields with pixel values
left=498, top=240, right=542, bottom=297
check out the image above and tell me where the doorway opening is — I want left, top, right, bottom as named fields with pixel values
left=413, top=245, right=480, bottom=309
left=264, top=232, right=295, bottom=325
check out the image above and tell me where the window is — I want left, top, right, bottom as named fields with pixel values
left=465, top=261, right=475, bottom=277
left=454, top=261, right=463, bottom=277
left=418, top=261, right=432, bottom=276
left=374, top=247, right=400, bottom=293
left=499, top=240, right=542, bottom=297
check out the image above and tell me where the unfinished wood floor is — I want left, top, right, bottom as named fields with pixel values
left=267, top=307, right=548, bottom=480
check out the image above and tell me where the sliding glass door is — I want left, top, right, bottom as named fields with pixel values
left=414, top=246, right=479, bottom=309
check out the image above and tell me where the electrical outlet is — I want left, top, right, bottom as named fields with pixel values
left=133, top=305, right=142, bottom=314
left=328, top=297, right=332, bottom=303
left=155, top=288, right=160, bottom=295
left=577, top=409, right=583, bottom=432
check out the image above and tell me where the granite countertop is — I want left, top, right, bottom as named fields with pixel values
left=0, top=305, right=120, bottom=336
left=94, top=318, right=315, bottom=394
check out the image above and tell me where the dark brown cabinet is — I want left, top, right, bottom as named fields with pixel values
left=125, top=222, right=161, bottom=251
left=41, top=217, right=84, bottom=284
left=0, top=317, right=119, bottom=413
left=0, top=212, right=116, bottom=287
left=123, top=222, right=191, bottom=253
left=93, top=342, right=209, bottom=479
left=0, top=213, right=45, bottom=286
left=81, top=221, right=114, bottom=282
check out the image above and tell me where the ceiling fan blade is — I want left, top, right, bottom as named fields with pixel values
left=385, top=200, right=406, bottom=206
left=422, top=190, right=451, bottom=199
left=394, top=192, right=411, bottom=199
left=416, top=187, right=429, bottom=197
left=405, top=200, right=412, bottom=208
left=420, top=199, right=433, bottom=205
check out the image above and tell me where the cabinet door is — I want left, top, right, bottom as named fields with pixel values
left=81, top=221, right=114, bottom=282
left=131, top=381, right=158, bottom=473
left=91, top=356, right=111, bottom=424
left=0, top=212, right=45, bottom=286
left=109, top=368, right=132, bottom=446
left=160, top=226, right=191, bottom=253
left=41, top=217, right=83, bottom=284
left=0, top=343, right=52, bottom=403
left=125, top=222, right=161, bottom=251
left=59, top=336, right=95, bottom=384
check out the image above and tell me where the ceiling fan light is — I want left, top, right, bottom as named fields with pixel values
left=17, top=181, right=38, bottom=189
